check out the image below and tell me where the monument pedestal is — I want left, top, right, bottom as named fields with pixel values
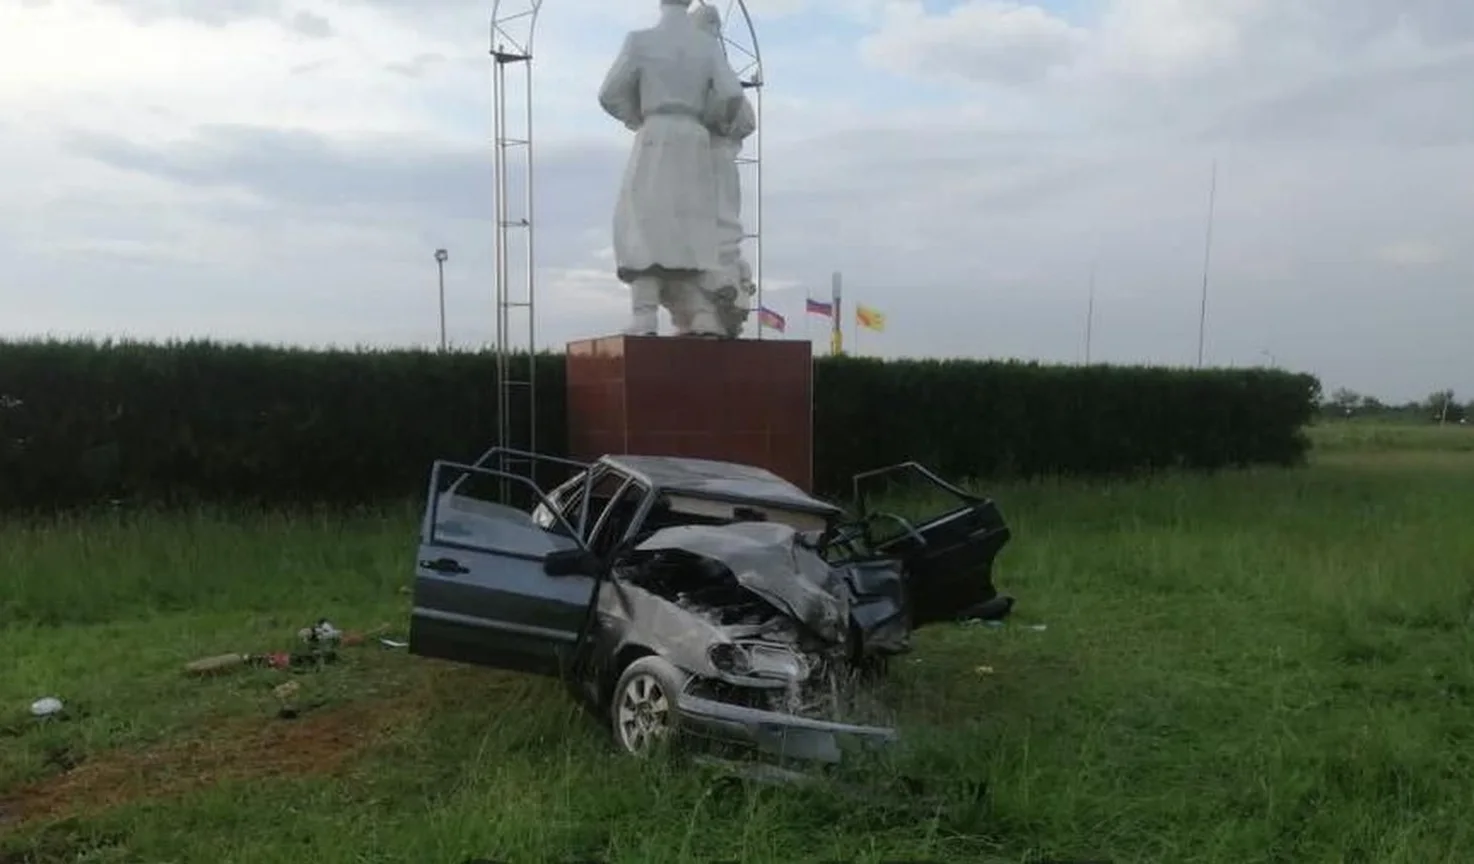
left=566, top=335, right=813, bottom=491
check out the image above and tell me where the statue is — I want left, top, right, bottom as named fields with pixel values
left=693, top=4, right=758, bottom=339
left=597, top=0, right=745, bottom=337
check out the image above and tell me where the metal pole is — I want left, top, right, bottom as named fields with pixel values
left=830, top=271, right=842, bottom=356
left=754, top=83, right=764, bottom=341
left=495, top=57, right=508, bottom=455
left=1196, top=159, right=1218, bottom=369
left=1085, top=260, right=1096, bottom=365
left=435, top=248, right=448, bottom=352
left=492, top=51, right=510, bottom=492
left=524, top=58, right=537, bottom=457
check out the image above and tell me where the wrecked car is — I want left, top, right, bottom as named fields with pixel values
left=407, top=449, right=1012, bottom=763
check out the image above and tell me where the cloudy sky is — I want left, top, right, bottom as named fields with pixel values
left=1, top=0, right=1470, bottom=401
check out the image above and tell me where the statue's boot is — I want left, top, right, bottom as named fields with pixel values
left=661, top=282, right=695, bottom=335
left=683, top=279, right=724, bottom=338
left=625, top=277, right=660, bottom=336
left=687, top=307, right=723, bottom=338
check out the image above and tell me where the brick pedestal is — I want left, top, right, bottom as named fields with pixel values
left=566, top=335, right=813, bottom=491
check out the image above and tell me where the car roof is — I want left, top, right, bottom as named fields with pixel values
left=598, top=454, right=842, bottom=515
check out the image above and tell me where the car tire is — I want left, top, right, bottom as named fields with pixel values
left=610, top=655, right=687, bottom=757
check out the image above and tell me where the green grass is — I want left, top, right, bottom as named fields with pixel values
left=4, top=438, right=1474, bottom=862
left=1308, top=417, right=1474, bottom=455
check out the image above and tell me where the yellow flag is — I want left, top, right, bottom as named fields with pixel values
left=856, top=303, right=886, bottom=332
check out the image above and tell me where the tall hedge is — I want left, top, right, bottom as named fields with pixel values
left=811, top=356, right=1320, bottom=491
left=0, top=339, right=1319, bottom=512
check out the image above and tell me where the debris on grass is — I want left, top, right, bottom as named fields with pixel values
left=272, top=680, right=301, bottom=705
left=3, top=703, right=86, bottom=741
left=963, top=618, right=1047, bottom=631
left=297, top=619, right=342, bottom=645
left=184, top=653, right=252, bottom=675
left=183, top=620, right=393, bottom=677
left=28, top=698, right=63, bottom=719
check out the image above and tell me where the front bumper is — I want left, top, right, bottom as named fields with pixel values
left=676, top=692, right=898, bottom=763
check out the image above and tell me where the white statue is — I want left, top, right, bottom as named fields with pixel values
left=693, top=4, right=758, bottom=339
left=598, top=0, right=745, bottom=337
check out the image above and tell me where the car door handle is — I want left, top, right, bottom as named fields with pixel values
left=420, top=557, right=469, bottom=575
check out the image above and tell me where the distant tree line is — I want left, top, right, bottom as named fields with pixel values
left=1321, top=387, right=1468, bottom=424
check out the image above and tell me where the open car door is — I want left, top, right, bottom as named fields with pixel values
left=408, top=459, right=597, bottom=679
left=852, top=462, right=1012, bottom=628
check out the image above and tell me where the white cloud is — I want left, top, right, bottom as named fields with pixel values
left=1089, top=0, right=1269, bottom=77
left=0, top=0, right=465, bottom=138
left=862, top=1, right=1088, bottom=85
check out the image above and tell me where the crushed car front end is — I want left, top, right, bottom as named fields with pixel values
left=597, top=521, right=910, bottom=762
left=676, top=682, right=898, bottom=764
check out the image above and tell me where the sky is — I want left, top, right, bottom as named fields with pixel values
left=1, top=0, right=1471, bottom=403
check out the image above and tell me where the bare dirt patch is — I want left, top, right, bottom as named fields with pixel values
left=0, top=694, right=419, bottom=829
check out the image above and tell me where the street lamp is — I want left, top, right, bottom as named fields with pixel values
left=434, top=248, right=448, bottom=352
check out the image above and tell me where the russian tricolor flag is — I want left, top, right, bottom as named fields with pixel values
left=757, top=306, right=786, bottom=333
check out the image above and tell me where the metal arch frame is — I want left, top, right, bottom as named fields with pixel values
left=709, top=0, right=767, bottom=341
left=487, top=0, right=767, bottom=464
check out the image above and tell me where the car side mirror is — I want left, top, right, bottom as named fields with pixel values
left=544, top=548, right=599, bottom=577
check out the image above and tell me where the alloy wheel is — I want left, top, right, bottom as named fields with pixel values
left=614, top=671, right=671, bottom=755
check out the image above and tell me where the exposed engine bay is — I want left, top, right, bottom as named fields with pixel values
left=605, top=522, right=918, bottom=728
left=624, top=550, right=794, bottom=636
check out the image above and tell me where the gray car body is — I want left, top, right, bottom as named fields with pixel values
left=408, top=451, right=1009, bottom=762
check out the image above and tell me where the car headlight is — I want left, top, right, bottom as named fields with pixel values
left=708, top=641, right=810, bottom=682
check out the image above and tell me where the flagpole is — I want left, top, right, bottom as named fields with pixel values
left=830, top=271, right=843, bottom=356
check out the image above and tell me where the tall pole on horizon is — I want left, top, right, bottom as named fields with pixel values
left=1085, top=259, right=1097, bottom=365
left=434, top=248, right=448, bottom=352
left=1196, top=159, right=1218, bottom=369
left=830, top=271, right=843, bottom=357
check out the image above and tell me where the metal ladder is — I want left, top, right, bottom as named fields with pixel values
left=491, top=4, right=538, bottom=502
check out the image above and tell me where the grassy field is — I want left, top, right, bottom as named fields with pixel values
left=3, top=423, right=1473, bottom=863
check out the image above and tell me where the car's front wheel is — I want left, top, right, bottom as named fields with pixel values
left=610, top=655, right=686, bottom=757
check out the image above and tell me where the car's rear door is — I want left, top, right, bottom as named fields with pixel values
left=853, top=462, right=1012, bottom=628
left=409, top=460, right=596, bottom=678
left=874, top=499, right=1011, bottom=627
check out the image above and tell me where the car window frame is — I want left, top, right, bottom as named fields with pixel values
left=425, top=460, right=590, bottom=560
left=586, top=476, right=651, bottom=557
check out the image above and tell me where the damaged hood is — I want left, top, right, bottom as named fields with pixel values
left=634, top=522, right=851, bottom=643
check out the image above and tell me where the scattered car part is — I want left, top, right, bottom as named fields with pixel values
left=29, top=697, right=63, bottom=718
left=185, top=653, right=252, bottom=675
left=298, top=619, right=342, bottom=644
